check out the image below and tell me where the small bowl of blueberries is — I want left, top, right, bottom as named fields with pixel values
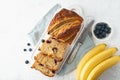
left=92, top=22, right=112, bottom=41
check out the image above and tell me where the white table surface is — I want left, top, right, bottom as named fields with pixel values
left=0, top=0, right=120, bottom=80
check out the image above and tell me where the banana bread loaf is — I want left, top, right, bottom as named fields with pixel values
left=47, top=8, right=83, bottom=42
left=31, top=8, right=84, bottom=77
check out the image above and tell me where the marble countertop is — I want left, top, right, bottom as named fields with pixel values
left=0, top=0, right=120, bottom=80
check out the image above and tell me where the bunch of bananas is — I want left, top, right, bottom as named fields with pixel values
left=76, top=43, right=120, bottom=80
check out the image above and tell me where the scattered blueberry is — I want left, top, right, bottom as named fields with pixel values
left=27, top=43, right=31, bottom=46
left=23, top=49, right=27, bottom=52
left=29, top=48, right=32, bottom=52
left=25, top=60, right=29, bottom=64
left=41, top=39, right=45, bottom=43
left=94, top=22, right=111, bottom=39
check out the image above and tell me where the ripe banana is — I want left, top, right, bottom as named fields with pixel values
left=80, top=47, right=117, bottom=80
left=87, top=56, right=120, bottom=80
left=76, top=43, right=106, bottom=80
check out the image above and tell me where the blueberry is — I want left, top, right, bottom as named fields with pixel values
left=27, top=43, right=31, bottom=46
left=98, top=34, right=103, bottom=39
left=29, top=48, right=32, bottom=52
left=96, top=22, right=104, bottom=27
left=95, top=35, right=99, bottom=38
left=104, top=27, right=108, bottom=32
left=94, top=30, right=99, bottom=35
left=41, top=39, right=45, bottom=43
left=97, top=22, right=107, bottom=26
left=96, top=23, right=102, bottom=26
left=103, top=35, right=106, bottom=38
left=107, top=30, right=111, bottom=34
left=94, top=22, right=111, bottom=39
left=52, top=70, right=55, bottom=74
left=23, top=49, right=26, bottom=51
left=99, top=30, right=103, bottom=34
left=106, top=27, right=111, bottom=34
left=96, top=35, right=99, bottom=38
left=95, top=25, right=101, bottom=30
left=102, top=32, right=106, bottom=38
left=95, top=34, right=99, bottom=38
left=101, top=26, right=105, bottom=31
left=25, top=60, right=29, bottom=64
left=46, top=40, right=51, bottom=43
left=103, top=23, right=109, bottom=27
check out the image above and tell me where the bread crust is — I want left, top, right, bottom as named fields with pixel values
left=48, top=8, right=83, bottom=32
left=47, top=8, right=83, bottom=42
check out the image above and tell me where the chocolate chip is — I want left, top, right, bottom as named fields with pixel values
left=25, top=60, right=29, bottom=64
left=46, top=40, right=51, bottom=43
left=41, top=39, right=45, bottom=43
left=52, top=47, right=57, bottom=53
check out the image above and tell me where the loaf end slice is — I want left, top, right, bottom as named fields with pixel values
left=35, top=52, right=60, bottom=71
left=31, top=61, right=55, bottom=77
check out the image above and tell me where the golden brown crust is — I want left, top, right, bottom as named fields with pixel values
left=35, top=52, right=60, bottom=71
left=48, top=8, right=83, bottom=32
left=57, top=28, right=79, bottom=42
left=47, top=8, right=83, bottom=42
left=65, top=32, right=77, bottom=44
left=31, top=61, right=55, bottom=77
left=48, top=17, right=81, bottom=34
left=51, top=20, right=81, bottom=40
